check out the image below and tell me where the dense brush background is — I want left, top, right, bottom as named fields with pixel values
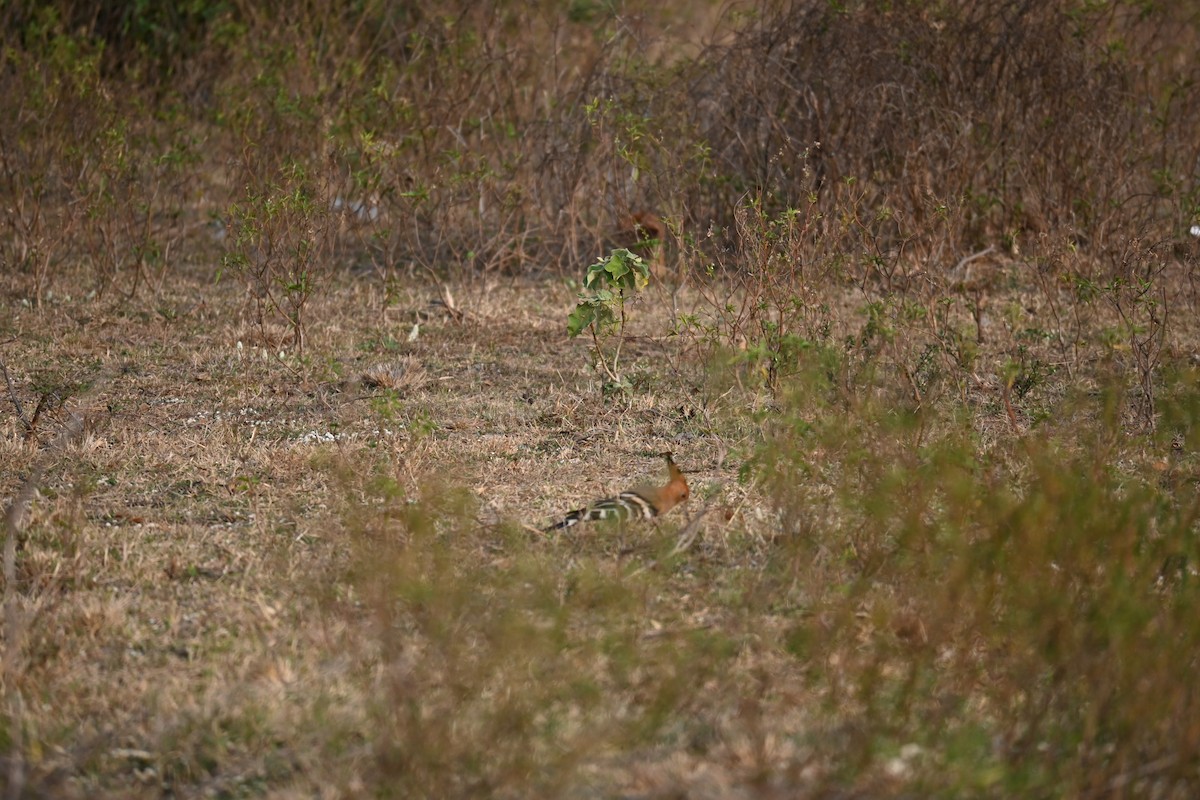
left=2, top=1, right=1199, bottom=797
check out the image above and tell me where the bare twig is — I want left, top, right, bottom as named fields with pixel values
left=588, top=325, right=620, bottom=383
left=666, top=503, right=712, bottom=559
left=1002, top=379, right=1021, bottom=432
left=4, top=405, right=86, bottom=650
left=626, top=500, right=717, bottom=580
left=4, top=691, right=24, bottom=800
left=24, top=391, right=57, bottom=442
left=0, top=358, right=31, bottom=434
left=949, top=244, right=997, bottom=280
left=3, top=362, right=111, bottom=800
left=1098, top=755, right=1180, bottom=797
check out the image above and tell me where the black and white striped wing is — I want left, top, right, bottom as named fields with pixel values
left=545, top=490, right=660, bottom=531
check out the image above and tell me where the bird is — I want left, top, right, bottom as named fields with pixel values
left=542, top=453, right=690, bottom=532
left=621, top=210, right=667, bottom=277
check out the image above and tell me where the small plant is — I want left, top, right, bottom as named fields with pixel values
left=220, top=167, right=337, bottom=355
left=566, top=248, right=650, bottom=390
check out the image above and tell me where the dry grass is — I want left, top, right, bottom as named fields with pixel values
left=2, top=258, right=1198, bottom=797
left=0, top=268, right=756, bottom=797
left=3, top=1, right=1200, bottom=796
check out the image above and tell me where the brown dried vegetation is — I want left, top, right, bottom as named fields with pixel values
left=2, top=1, right=1200, bottom=797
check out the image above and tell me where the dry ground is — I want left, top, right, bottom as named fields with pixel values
left=0, top=268, right=791, bottom=798
left=4, top=2, right=1200, bottom=795
left=2, top=261, right=1198, bottom=798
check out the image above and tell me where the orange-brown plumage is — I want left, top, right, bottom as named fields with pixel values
left=620, top=211, right=668, bottom=277
left=543, top=453, right=690, bottom=532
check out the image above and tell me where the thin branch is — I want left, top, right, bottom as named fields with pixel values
left=0, top=358, right=31, bottom=434
left=3, top=361, right=112, bottom=800
left=589, top=324, right=619, bottom=382
left=611, top=288, right=627, bottom=377
left=950, top=244, right=997, bottom=281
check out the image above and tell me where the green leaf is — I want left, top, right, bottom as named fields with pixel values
left=612, top=248, right=650, bottom=290
left=604, top=254, right=631, bottom=285
left=567, top=303, right=596, bottom=338
left=593, top=304, right=617, bottom=333
left=570, top=247, right=652, bottom=344
left=584, top=261, right=608, bottom=288
left=584, top=248, right=650, bottom=292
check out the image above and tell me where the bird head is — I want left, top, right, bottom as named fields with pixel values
left=658, top=452, right=690, bottom=512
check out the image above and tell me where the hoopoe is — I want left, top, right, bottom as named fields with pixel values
left=543, top=453, right=690, bottom=532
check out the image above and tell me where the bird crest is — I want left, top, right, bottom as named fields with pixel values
left=543, top=453, right=689, bottom=532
